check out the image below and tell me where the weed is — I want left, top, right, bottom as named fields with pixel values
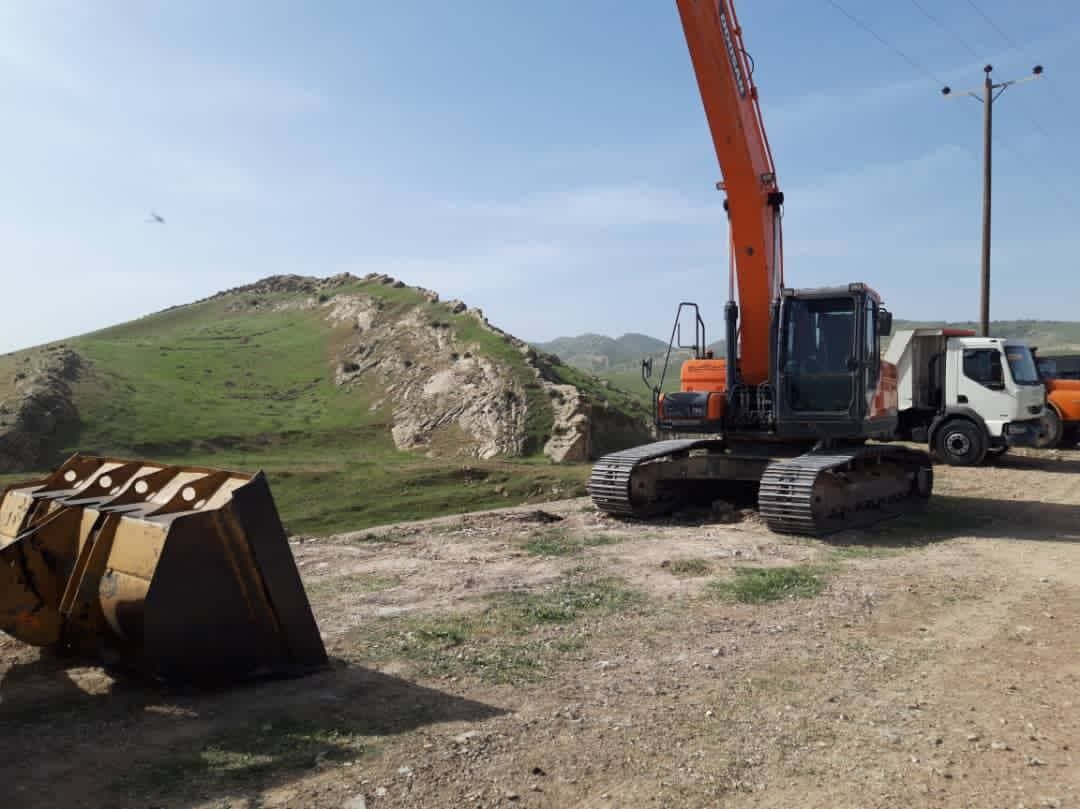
left=305, top=572, right=401, bottom=598
left=707, top=565, right=825, bottom=604
left=350, top=578, right=642, bottom=683
left=520, top=529, right=617, bottom=557
left=828, top=544, right=901, bottom=561
left=667, top=558, right=711, bottom=576
left=119, top=720, right=370, bottom=798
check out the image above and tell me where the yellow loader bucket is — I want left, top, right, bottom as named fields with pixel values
left=0, top=454, right=327, bottom=683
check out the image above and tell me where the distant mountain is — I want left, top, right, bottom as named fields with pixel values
left=537, top=332, right=725, bottom=374
left=892, top=320, right=1080, bottom=351
left=542, top=320, right=1080, bottom=375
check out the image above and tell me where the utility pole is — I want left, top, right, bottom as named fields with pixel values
left=942, top=64, right=1043, bottom=337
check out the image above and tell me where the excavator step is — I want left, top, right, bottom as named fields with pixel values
left=0, top=454, right=327, bottom=684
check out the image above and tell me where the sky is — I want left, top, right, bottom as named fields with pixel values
left=2, top=0, right=1078, bottom=353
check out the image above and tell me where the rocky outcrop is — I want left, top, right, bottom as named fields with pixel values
left=0, top=346, right=82, bottom=472
left=327, top=293, right=528, bottom=459
left=318, top=274, right=652, bottom=461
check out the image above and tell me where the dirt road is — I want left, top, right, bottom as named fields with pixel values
left=2, top=450, right=1079, bottom=808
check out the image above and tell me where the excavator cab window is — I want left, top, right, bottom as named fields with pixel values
left=782, top=297, right=856, bottom=413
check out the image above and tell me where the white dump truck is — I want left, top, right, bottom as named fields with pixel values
left=885, top=328, right=1046, bottom=465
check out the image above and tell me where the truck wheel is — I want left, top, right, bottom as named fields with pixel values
left=1036, top=408, right=1062, bottom=449
left=935, top=419, right=987, bottom=466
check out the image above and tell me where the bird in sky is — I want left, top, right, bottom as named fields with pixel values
left=145, top=211, right=165, bottom=224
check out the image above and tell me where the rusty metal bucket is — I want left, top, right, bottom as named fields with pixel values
left=0, top=454, right=327, bottom=683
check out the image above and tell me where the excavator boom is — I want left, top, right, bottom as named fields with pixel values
left=675, top=0, right=782, bottom=385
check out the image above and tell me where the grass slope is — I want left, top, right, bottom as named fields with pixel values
left=892, top=319, right=1080, bottom=350
left=1, top=278, right=595, bottom=535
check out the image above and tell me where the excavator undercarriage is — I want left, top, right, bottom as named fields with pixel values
left=588, top=439, right=933, bottom=536
left=0, top=454, right=326, bottom=684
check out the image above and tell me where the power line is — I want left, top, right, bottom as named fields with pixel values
left=962, top=0, right=1063, bottom=130
left=822, top=0, right=946, bottom=86
left=908, top=0, right=982, bottom=60
left=963, top=0, right=1023, bottom=53
left=821, top=1, right=1042, bottom=178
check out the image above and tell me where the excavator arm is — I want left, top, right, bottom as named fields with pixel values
left=675, top=0, right=783, bottom=386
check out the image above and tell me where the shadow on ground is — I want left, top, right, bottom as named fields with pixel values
left=832, top=494, right=1080, bottom=547
left=0, top=655, right=506, bottom=809
left=990, top=451, right=1080, bottom=474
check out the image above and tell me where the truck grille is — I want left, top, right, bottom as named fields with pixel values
left=1028, top=405, right=1043, bottom=415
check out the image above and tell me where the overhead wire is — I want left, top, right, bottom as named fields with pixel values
left=820, top=0, right=1067, bottom=211
left=820, top=0, right=1049, bottom=162
left=908, top=0, right=982, bottom=61
left=963, top=0, right=1027, bottom=54
left=961, top=0, right=1064, bottom=131
left=908, top=0, right=1050, bottom=139
left=822, top=0, right=947, bottom=87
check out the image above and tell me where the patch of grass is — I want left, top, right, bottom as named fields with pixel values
left=667, top=557, right=712, bottom=576
left=119, top=719, right=370, bottom=798
left=520, top=528, right=618, bottom=556
left=305, top=572, right=402, bottom=599
left=828, top=544, right=902, bottom=561
left=707, top=565, right=826, bottom=604
left=350, top=578, right=643, bottom=683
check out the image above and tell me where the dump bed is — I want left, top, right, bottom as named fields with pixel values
left=885, top=328, right=975, bottom=411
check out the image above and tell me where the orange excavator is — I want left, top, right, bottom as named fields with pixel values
left=587, top=0, right=934, bottom=535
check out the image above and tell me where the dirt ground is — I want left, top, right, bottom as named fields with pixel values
left=3, top=448, right=1080, bottom=809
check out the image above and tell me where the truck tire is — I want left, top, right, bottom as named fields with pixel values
left=936, top=419, right=988, bottom=466
left=1036, top=408, right=1063, bottom=449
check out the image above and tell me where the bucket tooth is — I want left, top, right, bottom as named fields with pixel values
left=0, top=453, right=327, bottom=683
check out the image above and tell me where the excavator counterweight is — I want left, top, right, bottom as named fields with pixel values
left=0, top=454, right=326, bottom=684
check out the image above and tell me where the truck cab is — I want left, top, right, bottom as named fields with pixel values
left=1032, top=350, right=1080, bottom=448
left=886, top=329, right=1045, bottom=465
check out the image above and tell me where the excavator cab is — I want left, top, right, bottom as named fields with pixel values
left=775, top=284, right=897, bottom=440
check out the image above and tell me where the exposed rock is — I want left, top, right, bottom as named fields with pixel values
left=318, top=275, right=651, bottom=462
left=543, top=384, right=590, bottom=462
left=0, top=346, right=82, bottom=472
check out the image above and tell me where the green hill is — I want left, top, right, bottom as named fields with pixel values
left=536, top=332, right=725, bottom=373
left=0, top=274, right=652, bottom=535
left=893, top=319, right=1080, bottom=350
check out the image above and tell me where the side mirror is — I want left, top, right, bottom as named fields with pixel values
left=878, top=308, right=893, bottom=337
left=641, top=357, right=653, bottom=384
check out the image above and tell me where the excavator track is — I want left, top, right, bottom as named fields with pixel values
left=587, top=438, right=727, bottom=518
left=758, top=445, right=933, bottom=536
left=589, top=440, right=932, bottom=537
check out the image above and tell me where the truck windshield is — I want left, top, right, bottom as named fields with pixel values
left=1005, top=346, right=1040, bottom=385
